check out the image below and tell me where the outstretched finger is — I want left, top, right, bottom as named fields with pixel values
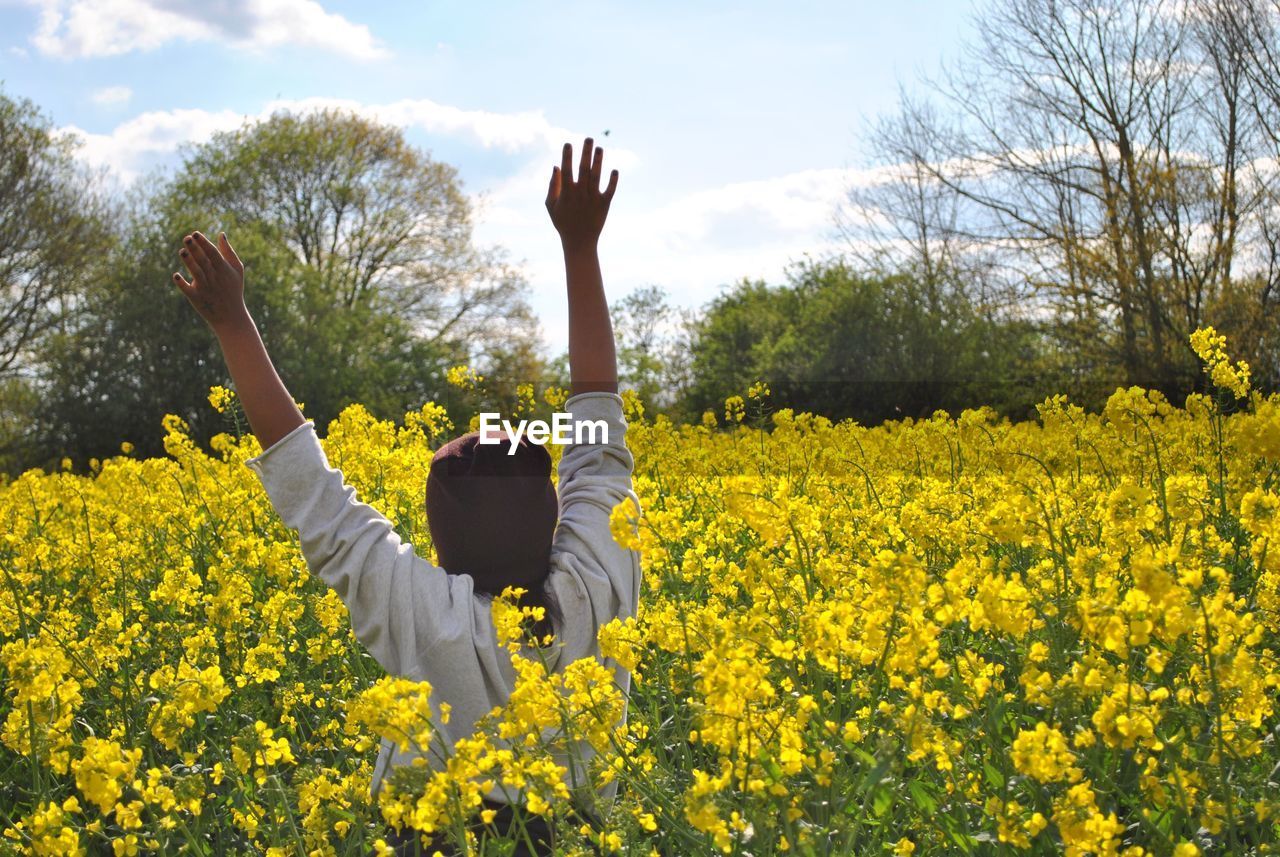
left=561, top=142, right=574, bottom=185
left=545, top=166, right=561, bottom=210
left=172, top=271, right=195, bottom=298
left=193, top=232, right=223, bottom=270
left=182, top=234, right=211, bottom=281
left=179, top=239, right=206, bottom=282
left=591, top=146, right=603, bottom=191
left=218, top=232, right=243, bottom=272
left=603, top=168, right=619, bottom=204
left=578, top=137, right=594, bottom=187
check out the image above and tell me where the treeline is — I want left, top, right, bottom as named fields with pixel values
left=2, top=0, right=1279, bottom=475
left=630, top=0, right=1280, bottom=423
left=0, top=103, right=547, bottom=474
left=840, top=0, right=1280, bottom=405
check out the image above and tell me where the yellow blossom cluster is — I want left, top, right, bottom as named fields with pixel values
left=70, top=739, right=142, bottom=816
left=445, top=364, right=484, bottom=390
left=1190, top=326, right=1251, bottom=399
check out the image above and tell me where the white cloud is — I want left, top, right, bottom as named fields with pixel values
left=268, top=96, right=582, bottom=154
left=90, top=85, right=131, bottom=106
left=58, top=96, right=634, bottom=190
left=24, top=0, right=385, bottom=60
left=59, top=95, right=867, bottom=352
left=472, top=163, right=863, bottom=351
left=59, top=96, right=628, bottom=184
left=62, top=107, right=248, bottom=182
left=640, top=169, right=852, bottom=250
left=476, top=163, right=860, bottom=267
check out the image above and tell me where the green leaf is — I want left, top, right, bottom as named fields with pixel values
left=949, top=830, right=983, bottom=851
left=908, top=780, right=937, bottom=815
left=872, top=786, right=894, bottom=818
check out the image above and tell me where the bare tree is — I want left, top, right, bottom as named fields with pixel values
left=840, top=97, right=1000, bottom=309
left=608, top=285, right=670, bottom=407
left=1202, top=0, right=1280, bottom=385
left=845, top=0, right=1280, bottom=394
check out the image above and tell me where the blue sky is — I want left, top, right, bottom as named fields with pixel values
left=0, top=0, right=976, bottom=351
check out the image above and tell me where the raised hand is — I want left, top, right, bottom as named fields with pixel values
left=171, top=229, right=304, bottom=450
left=173, top=231, right=248, bottom=331
left=545, top=137, right=619, bottom=253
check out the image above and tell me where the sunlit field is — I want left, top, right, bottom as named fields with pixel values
left=2, top=330, right=1278, bottom=856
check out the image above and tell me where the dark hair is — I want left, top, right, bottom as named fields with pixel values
left=424, top=429, right=563, bottom=648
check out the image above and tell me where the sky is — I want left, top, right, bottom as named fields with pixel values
left=0, top=0, right=978, bottom=353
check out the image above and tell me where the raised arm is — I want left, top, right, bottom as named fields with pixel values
left=172, top=231, right=503, bottom=686
left=172, top=231, right=304, bottom=451
left=545, top=138, right=620, bottom=396
left=542, top=140, right=642, bottom=661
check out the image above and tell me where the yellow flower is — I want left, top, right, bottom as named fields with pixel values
left=345, top=678, right=434, bottom=754
left=609, top=495, right=643, bottom=552
left=445, top=365, right=484, bottom=390
left=207, top=385, right=237, bottom=414
left=1240, top=488, right=1279, bottom=540
left=1190, top=326, right=1250, bottom=398
left=112, top=833, right=140, bottom=856
left=543, top=384, right=570, bottom=410
left=71, top=737, right=142, bottom=816
left=1011, top=723, right=1080, bottom=784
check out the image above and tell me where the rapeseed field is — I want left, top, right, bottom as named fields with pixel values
left=2, top=330, right=1277, bottom=856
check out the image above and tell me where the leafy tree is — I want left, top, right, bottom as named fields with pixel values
left=610, top=284, right=680, bottom=412
left=681, top=258, right=1047, bottom=424
left=0, top=88, right=112, bottom=473
left=171, top=109, right=538, bottom=351
left=28, top=109, right=544, bottom=470
left=680, top=277, right=793, bottom=418
left=540, top=284, right=698, bottom=418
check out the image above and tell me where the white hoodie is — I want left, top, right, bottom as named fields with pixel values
left=244, top=391, right=642, bottom=812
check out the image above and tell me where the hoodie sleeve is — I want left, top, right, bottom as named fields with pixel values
left=244, top=420, right=500, bottom=683
left=547, top=392, right=643, bottom=661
